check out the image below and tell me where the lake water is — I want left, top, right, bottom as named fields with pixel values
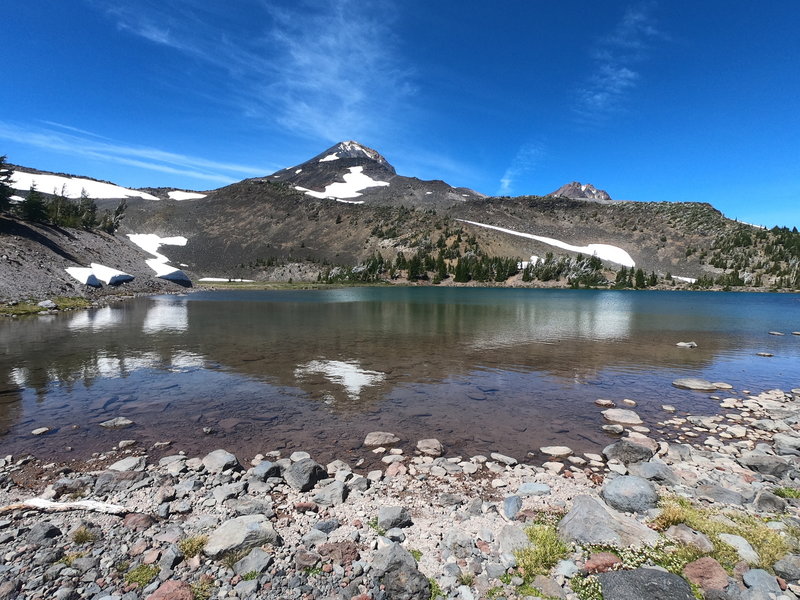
left=1, top=288, right=799, bottom=465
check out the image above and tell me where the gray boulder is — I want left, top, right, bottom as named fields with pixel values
left=517, top=482, right=551, bottom=497
left=696, top=484, right=746, bottom=506
left=754, top=491, right=787, bottom=513
left=665, top=524, right=714, bottom=553
left=672, top=378, right=717, bottom=392
left=364, top=431, right=400, bottom=446
left=203, top=515, right=282, bottom=558
left=558, top=495, right=660, bottom=547
left=233, top=548, right=273, bottom=576
left=378, top=506, right=412, bottom=530
left=28, top=522, right=62, bottom=544
left=248, top=461, right=281, bottom=481
left=742, top=568, right=782, bottom=596
left=603, top=439, right=655, bottom=465
left=313, top=481, right=347, bottom=506
left=737, top=452, right=790, bottom=478
left=107, top=456, right=146, bottom=472
left=416, top=438, right=444, bottom=457
left=601, top=476, right=658, bottom=513
left=442, top=528, right=475, bottom=559
left=202, top=449, right=239, bottom=473
left=774, top=433, right=800, bottom=456
left=283, top=458, right=326, bottom=492
left=498, top=523, right=530, bottom=555
left=503, top=495, right=522, bottom=519
left=774, top=554, right=800, bottom=581
left=371, top=543, right=431, bottom=600
left=598, top=567, right=694, bottom=600
left=627, top=461, right=679, bottom=485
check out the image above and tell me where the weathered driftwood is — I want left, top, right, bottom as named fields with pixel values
left=0, top=497, right=127, bottom=515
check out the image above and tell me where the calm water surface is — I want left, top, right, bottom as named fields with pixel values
left=1, top=288, right=799, bottom=464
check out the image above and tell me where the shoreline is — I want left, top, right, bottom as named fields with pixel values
left=2, top=382, right=800, bottom=599
left=2, top=278, right=798, bottom=318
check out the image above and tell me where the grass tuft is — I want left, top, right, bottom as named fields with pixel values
left=71, top=526, right=96, bottom=544
left=124, top=564, right=160, bottom=588
left=773, top=487, right=800, bottom=499
left=515, top=523, right=569, bottom=579
left=651, top=496, right=794, bottom=572
left=178, top=535, right=208, bottom=558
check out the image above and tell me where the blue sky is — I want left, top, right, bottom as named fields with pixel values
left=2, top=1, right=799, bottom=227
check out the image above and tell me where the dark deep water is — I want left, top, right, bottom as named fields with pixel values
left=1, top=288, right=799, bottom=464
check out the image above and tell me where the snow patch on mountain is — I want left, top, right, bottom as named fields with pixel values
left=11, top=171, right=158, bottom=200
left=319, top=153, right=340, bottom=162
left=89, top=263, right=134, bottom=285
left=458, top=219, right=635, bottom=267
left=127, top=234, right=190, bottom=282
left=64, top=267, right=101, bottom=287
left=294, top=166, right=389, bottom=201
left=167, top=190, right=206, bottom=201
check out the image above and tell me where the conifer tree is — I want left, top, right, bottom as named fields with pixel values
left=0, top=156, right=13, bottom=213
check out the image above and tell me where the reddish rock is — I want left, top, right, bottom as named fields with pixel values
left=142, top=549, right=161, bottom=565
left=476, top=540, right=491, bottom=554
left=778, top=576, right=788, bottom=591
left=585, top=552, right=622, bottom=574
left=385, top=462, right=407, bottom=477
left=683, top=557, right=728, bottom=591
left=129, top=539, right=149, bottom=556
left=322, top=563, right=333, bottom=573
left=123, top=513, right=155, bottom=531
left=318, top=541, right=360, bottom=565
left=294, top=501, right=318, bottom=513
left=295, top=548, right=321, bottom=569
left=146, top=580, right=193, bottom=600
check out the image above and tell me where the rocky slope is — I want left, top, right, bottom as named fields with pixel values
left=1, top=381, right=800, bottom=599
left=0, top=216, right=191, bottom=302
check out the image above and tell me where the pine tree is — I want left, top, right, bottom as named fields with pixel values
left=79, top=190, right=98, bottom=228
left=0, top=156, right=13, bottom=213
left=20, top=184, right=48, bottom=222
left=634, top=268, right=646, bottom=289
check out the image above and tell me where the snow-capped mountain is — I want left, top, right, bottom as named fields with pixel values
left=550, top=182, right=612, bottom=203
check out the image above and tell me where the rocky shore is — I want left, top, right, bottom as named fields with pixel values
left=2, top=383, right=800, bottom=600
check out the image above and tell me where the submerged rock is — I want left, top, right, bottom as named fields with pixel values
left=601, top=409, right=643, bottom=426
left=672, top=378, right=717, bottom=391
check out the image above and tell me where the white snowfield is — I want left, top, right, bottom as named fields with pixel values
left=127, top=234, right=190, bottom=282
left=11, top=171, right=158, bottom=200
left=64, top=267, right=101, bottom=288
left=167, top=190, right=206, bottom=201
left=673, top=275, right=698, bottom=283
left=319, top=153, right=339, bottom=162
left=294, top=166, right=389, bottom=202
left=294, top=359, right=385, bottom=401
left=89, top=263, right=134, bottom=285
left=457, top=219, right=636, bottom=268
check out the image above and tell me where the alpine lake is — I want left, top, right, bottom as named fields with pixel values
left=1, top=287, right=799, bottom=466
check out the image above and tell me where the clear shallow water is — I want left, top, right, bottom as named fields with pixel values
left=1, top=288, right=799, bottom=464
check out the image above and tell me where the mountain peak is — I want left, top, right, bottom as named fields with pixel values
left=312, top=141, right=395, bottom=174
left=549, top=181, right=612, bottom=202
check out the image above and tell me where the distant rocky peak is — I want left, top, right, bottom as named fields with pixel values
left=314, top=141, right=395, bottom=174
left=550, top=181, right=612, bottom=202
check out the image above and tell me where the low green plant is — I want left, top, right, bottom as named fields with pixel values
left=458, top=572, right=474, bottom=587
left=114, top=559, right=130, bottom=573
left=428, top=577, right=443, bottom=599
left=71, top=526, right=96, bottom=544
left=178, top=535, right=208, bottom=558
left=570, top=574, right=602, bottom=600
left=303, top=566, right=323, bottom=576
left=125, top=564, right=160, bottom=588
left=486, top=586, right=504, bottom=599
left=220, top=549, right=249, bottom=570
left=368, top=517, right=386, bottom=536
left=59, top=551, right=86, bottom=566
left=773, top=487, right=800, bottom=499
left=515, top=523, right=569, bottom=578
left=651, top=496, right=794, bottom=572
left=409, top=548, right=422, bottom=562
left=190, top=578, right=214, bottom=600
left=241, top=571, right=259, bottom=581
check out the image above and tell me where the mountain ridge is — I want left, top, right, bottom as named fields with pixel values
left=3, top=140, right=800, bottom=298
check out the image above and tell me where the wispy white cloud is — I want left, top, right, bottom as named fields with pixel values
left=497, top=143, right=546, bottom=196
left=574, top=2, right=665, bottom=123
left=0, top=121, right=267, bottom=184
left=94, top=0, right=414, bottom=143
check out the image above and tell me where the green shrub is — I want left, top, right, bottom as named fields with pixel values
left=124, top=564, right=160, bottom=587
